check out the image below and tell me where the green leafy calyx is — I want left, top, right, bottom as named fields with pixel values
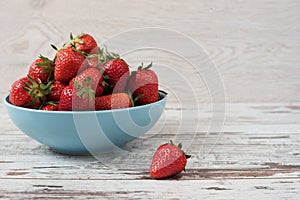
left=169, top=140, right=191, bottom=159
left=22, top=75, right=53, bottom=107
left=74, top=77, right=96, bottom=105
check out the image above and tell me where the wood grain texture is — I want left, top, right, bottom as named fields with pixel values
left=1, top=101, right=300, bottom=198
left=0, top=0, right=299, bottom=199
left=0, top=0, right=299, bottom=102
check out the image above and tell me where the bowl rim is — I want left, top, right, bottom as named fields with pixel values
left=4, top=90, right=168, bottom=114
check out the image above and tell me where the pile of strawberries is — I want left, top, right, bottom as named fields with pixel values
left=9, top=33, right=159, bottom=111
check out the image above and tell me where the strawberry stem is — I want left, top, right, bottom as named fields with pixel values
left=138, top=62, right=153, bottom=70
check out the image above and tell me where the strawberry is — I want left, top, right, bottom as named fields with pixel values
left=69, top=67, right=104, bottom=97
left=128, top=62, right=158, bottom=105
left=41, top=103, right=58, bottom=111
left=57, top=85, right=73, bottom=111
left=95, top=93, right=132, bottom=110
left=28, top=55, right=54, bottom=83
left=9, top=76, right=51, bottom=108
left=70, top=33, right=97, bottom=54
left=101, top=58, right=129, bottom=93
left=150, top=141, right=191, bottom=179
left=80, top=47, right=119, bottom=74
left=72, top=78, right=96, bottom=111
left=48, top=81, right=66, bottom=101
left=95, top=84, right=104, bottom=97
left=58, top=77, right=96, bottom=111
left=81, top=48, right=100, bottom=70
left=77, top=48, right=103, bottom=74
left=86, top=54, right=101, bottom=69
left=54, top=47, right=85, bottom=83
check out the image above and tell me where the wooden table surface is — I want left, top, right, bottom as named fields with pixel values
left=0, top=0, right=299, bottom=199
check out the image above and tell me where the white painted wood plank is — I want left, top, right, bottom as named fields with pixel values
left=0, top=0, right=299, bottom=102
left=0, top=179, right=299, bottom=199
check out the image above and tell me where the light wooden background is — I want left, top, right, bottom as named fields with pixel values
left=0, top=0, right=299, bottom=199
left=0, top=0, right=299, bottom=103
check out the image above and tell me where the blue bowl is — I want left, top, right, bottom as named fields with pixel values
left=4, top=91, right=167, bottom=155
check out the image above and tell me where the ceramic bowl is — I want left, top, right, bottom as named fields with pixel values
left=4, top=91, right=167, bottom=155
